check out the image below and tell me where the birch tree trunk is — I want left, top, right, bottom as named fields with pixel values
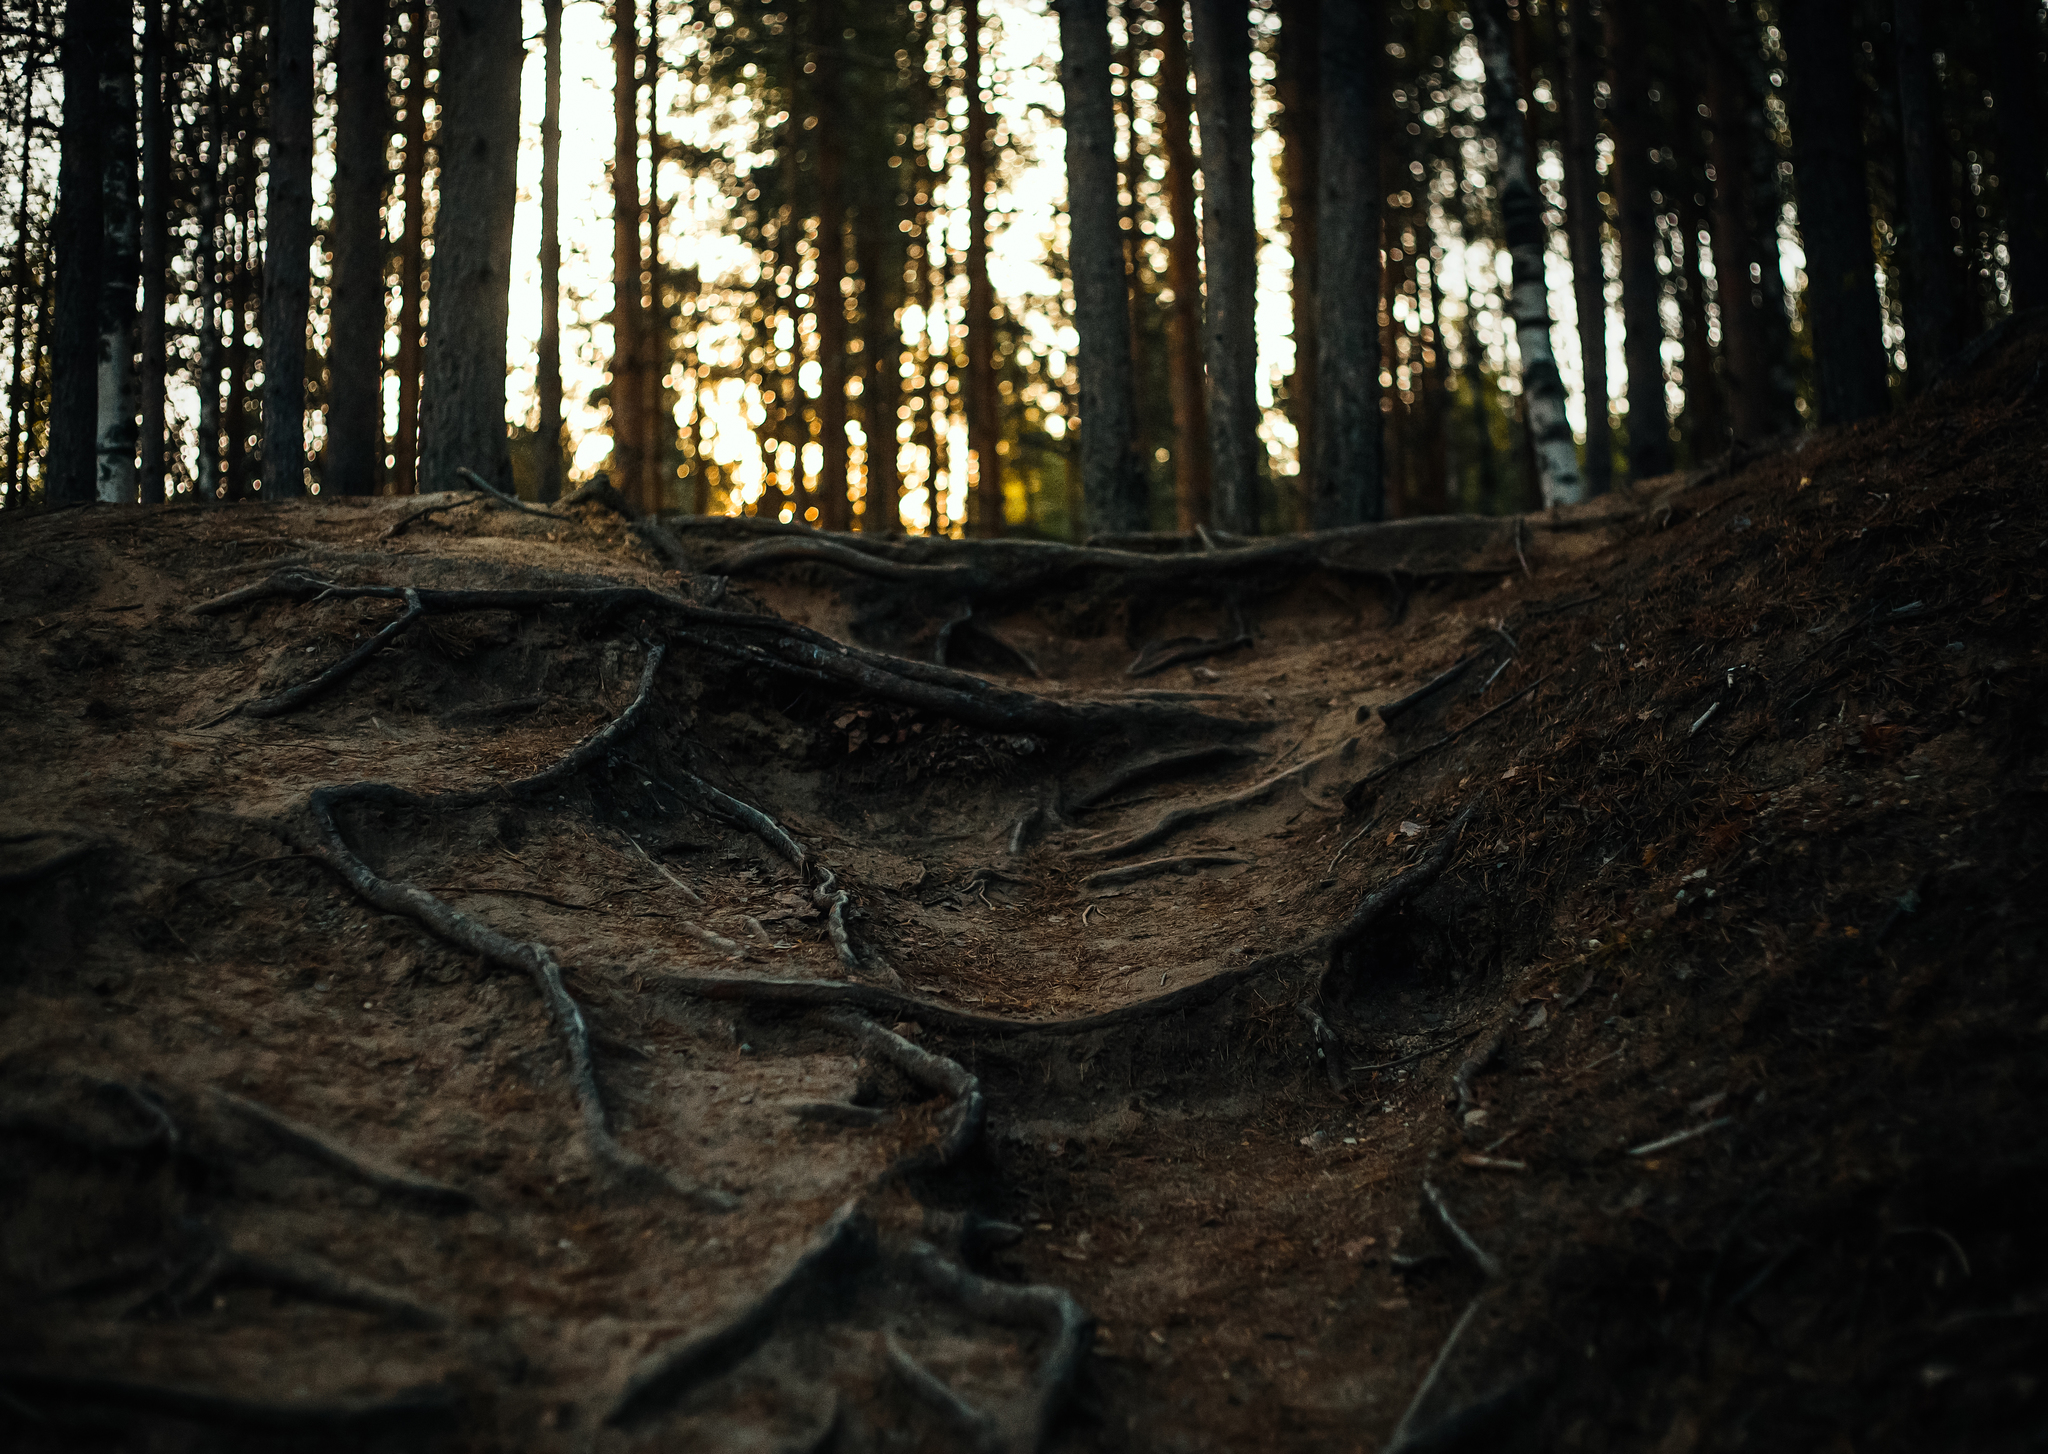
left=1060, top=0, right=1147, bottom=535
left=417, top=0, right=524, bottom=494
left=97, top=8, right=140, bottom=504
left=1471, top=0, right=1585, bottom=507
left=260, top=0, right=315, bottom=498
left=1156, top=0, right=1211, bottom=530
left=48, top=0, right=106, bottom=508
left=326, top=0, right=388, bottom=497
left=1190, top=0, right=1261, bottom=533
left=1311, top=0, right=1380, bottom=527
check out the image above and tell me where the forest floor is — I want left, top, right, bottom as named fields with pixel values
left=4, top=322, right=2046, bottom=1454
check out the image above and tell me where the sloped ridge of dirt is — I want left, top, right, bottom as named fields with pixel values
left=3, top=325, right=2046, bottom=1452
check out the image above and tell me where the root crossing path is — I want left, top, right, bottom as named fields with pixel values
left=7, top=380, right=2047, bottom=1454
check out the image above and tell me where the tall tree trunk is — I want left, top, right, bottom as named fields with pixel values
left=1117, top=3, right=1152, bottom=499
left=856, top=219, right=904, bottom=532
left=49, top=0, right=105, bottom=508
left=225, top=207, right=253, bottom=501
left=1983, top=0, right=2047, bottom=312
left=812, top=0, right=850, bottom=531
left=609, top=0, right=645, bottom=509
left=1696, top=0, right=1776, bottom=444
left=417, top=0, right=524, bottom=494
left=1414, top=225, right=1449, bottom=515
left=538, top=0, right=563, bottom=500
left=4, top=63, right=35, bottom=506
left=1675, top=155, right=1729, bottom=457
left=138, top=0, right=167, bottom=503
left=1061, top=0, right=1147, bottom=535
left=1275, top=0, right=1319, bottom=515
left=1473, top=0, right=1585, bottom=506
left=1892, top=0, right=1960, bottom=387
left=1560, top=0, right=1610, bottom=495
left=1603, top=1, right=1674, bottom=479
left=1778, top=0, right=1890, bottom=424
left=393, top=0, right=429, bottom=495
left=97, top=8, right=140, bottom=504
left=327, top=0, right=387, bottom=497
left=195, top=54, right=223, bottom=501
left=963, top=0, right=1001, bottom=536
left=641, top=0, right=666, bottom=511
left=1191, top=0, right=1260, bottom=533
left=1311, top=0, right=1380, bottom=526
left=261, top=0, right=315, bottom=498
left=1156, top=0, right=1211, bottom=530
left=912, top=149, right=942, bottom=535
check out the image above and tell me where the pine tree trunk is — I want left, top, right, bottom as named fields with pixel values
left=856, top=211, right=904, bottom=534
left=1560, top=0, right=1610, bottom=495
left=1414, top=221, right=1449, bottom=516
left=7, top=33, right=41, bottom=504
left=1060, top=0, right=1147, bottom=536
left=609, top=0, right=645, bottom=509
left=1310, top=0, right=1380, bottom=527
left=812, top=0, right=851, bottom=532
left=392, top=0, right=429, bottom=495
left=49, top=0, right=105, bottom=508
left=538, top=0, right=563, bottom=500
left=1602, top=2, right=1673, bottom=479
left=417, top=0, right=524, bottom=494
left=327, top=0, right=387, bottom=498
left=1697, top=0, right=1776, bottom=444
left=1190, top=0, right=1261, bottom=533
left=641, top=2, right=665, bottom=511
left=1275, top=0, right=1319, bottom=513
left=1675, top=157, right=1729, bottom=458
left=1983, top=0, right=2046, bottom=312
left=963, top=0, right=1002, bottom=536
left=96, top=9, right=140, bottom=504
left=137, top=0, right=167, bottom=503
left=260, top=0, right=315, bottom=498
left=194, top=54, right=222, bottom=501
left=1156, top=0, right=1211, bottom=530
left=1892, top=0, right=1959, bottom=389
left=1472, top=0, right=1585, bottom=506
left=1778, top=0, right=1890, bottom=424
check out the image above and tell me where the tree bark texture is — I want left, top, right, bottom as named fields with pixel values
left=1675, top=142, right=1730, bottom=457
left=393, top=0, right=429, bottom=495
left=964, top=0, right=1002, bottom=536
left=1891, top=0, right=1960, bottom=388
left=1560, top=0, right=1611, bottom=495
left=260, top=0, right=315, bottom=498
left=610, top=0, right=647, bottom=510
left=1602, top=1, right=1674, bottom=480
left=418, top=0, right=524, bottom=494
left=138, top=0, right=168, bottom=503
left=194, top=54, right=222, bottom=501
left=856, top=213, right=904, bottom=532
left=1190, top=0, right=1261, bottom=533
left=49, top=0, right=105, bottom=508
left=1778, top=0, right=1891, bottom=425
left=1061, top=0, right=1147, bottom=536
left=1311, top=0, right=1380, bottom=527
left=1275, top=0, right=1319, bottom=512
left=641, top=3, right=666, bottom=510
left=327, top=0, right=388, bottom=497
left=1156, top=0, right=1211, bottom=531
left=1983, top=0, right=2047, bottom=312
left=812, top=0, right=851, bottom=532
left=538, top=0, right=563, bottom=501
left=1696, top=0, right=1778, bottom=444
left=1473, top=0, right=1585, bottom=506
left=97, top=9, right=140, bottom=503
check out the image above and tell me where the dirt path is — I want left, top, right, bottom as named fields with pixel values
left=4, top=326, right=2046, bottom=1452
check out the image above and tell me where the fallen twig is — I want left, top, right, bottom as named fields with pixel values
left=885, top=1333, right=998, bottom=1447
left=607, top=1202, right=875, bottom=1429
left=1449, top=1026, right=1508, bottom=1113
left=1626, top=1117, right=1734, bottom=1158
left=1343, top=677, right=1551, bottom=809
left=1383, top=1295, right=1486, bottom=1454
left=1081, top=853, right=1249, bottom=890
left=1349, top=1026, right=1481, bottom=1074
left=456, top=466, right=573, bottom=520
left=621, top=832, right=706, bottom=904
left=380, top=492, right=486, bottom=539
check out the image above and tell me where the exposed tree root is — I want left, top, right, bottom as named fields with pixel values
left=0, top=840, right=99, bottom=889
left=886, top=1332, right=999, bottom=1447
left=1343, top=677, right=1550, bottom=810
left=0, top=1367, right=463, bottom=1430
left=1081, top=853, right=1249, bottom=890
left=189, top=570, right=1252, bottom=740
left=203, top=1246, right=447, bottom=1328
left=213, top=1091, right=474, bottom=1212
left=906, top=1241, right=1093, bottom=1454
left=380, top=492, right=487, bottom=539
left=1323, top=805, right=1479, bottom=990
left=1071, top=738, right=1358, bottom=860
left=1375, top=652, right=1481, bottom=727
left=455, top=466, right=572, bottom=521
left=200, top=588, right=423, bottom=727
left=1420, top=1179, right=1504, bottom=1281
left=605, top=1201, right=875, bottom=1430
left=1126, top=603, right=1254, bottom=679
left=819, top=1010, right=984, bottom=1166
left=1070, top=744, right=1265, bottom=811
left=1448, top=1027, right=1508, bottom=1114
left=1383, top=1295, right=1488, bottom=1454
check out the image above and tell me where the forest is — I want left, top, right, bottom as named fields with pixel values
left=2, top=1, right=2047, bottom=1451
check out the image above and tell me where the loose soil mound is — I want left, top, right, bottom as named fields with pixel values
left=3, top=325, right=2045, bottom=1453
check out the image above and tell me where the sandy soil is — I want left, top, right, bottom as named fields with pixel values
left=4, top=323, right=2046, bottom=1453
